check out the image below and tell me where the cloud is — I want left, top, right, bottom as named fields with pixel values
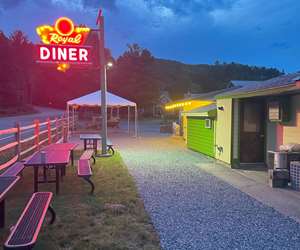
left=144, top=0, right=237, bottom=16
left=210, top=0, right=300, bottom=31
left=0, top=0, right=23, bottom=10
left=0, top=0, right=299, bottom=72
left=82, top=0, right=118, bottom=11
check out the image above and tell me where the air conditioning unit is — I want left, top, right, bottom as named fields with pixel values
left=267, top=151, right=288, bottom=169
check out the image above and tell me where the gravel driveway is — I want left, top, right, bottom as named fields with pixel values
left=116, top=135, right=300, bottom=250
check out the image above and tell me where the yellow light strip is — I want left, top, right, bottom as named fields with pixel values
left=165, top=102, right=192, bottom=110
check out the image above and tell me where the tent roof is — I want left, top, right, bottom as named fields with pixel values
left=67, top=91, right=136, bottom=107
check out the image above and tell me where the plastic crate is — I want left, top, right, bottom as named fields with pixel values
left=290, top=161, right=300, bottom=190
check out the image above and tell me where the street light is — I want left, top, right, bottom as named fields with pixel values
left=106, top=61, right=113, bottom=69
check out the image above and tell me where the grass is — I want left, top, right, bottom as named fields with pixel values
left=0, top=152, right=161, bottom=250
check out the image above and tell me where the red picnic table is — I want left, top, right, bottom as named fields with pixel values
left=0, top=176, right=20, bottom=228
left=24, top=150, right=70, bottom=195
left=80, top=134, right=102, bottom=154
left=43, top=143, right=78, bottom=165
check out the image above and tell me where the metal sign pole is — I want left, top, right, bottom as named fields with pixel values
left=97, top=10, right=108, bottom=155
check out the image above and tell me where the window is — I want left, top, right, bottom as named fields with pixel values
left=205, top=119, right=212, bottom=129
left=268, top=101, right=281, bottom=122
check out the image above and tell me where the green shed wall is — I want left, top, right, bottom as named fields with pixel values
left=187, top=117, right=215, bottom=157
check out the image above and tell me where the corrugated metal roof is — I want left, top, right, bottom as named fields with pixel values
left=231, top=80, right=263, bottom=87
left=183, top=104, right=217, bottom=117
left=217, top=72, right=300, bottom=98
left=166, top=87, right=240, bottom=106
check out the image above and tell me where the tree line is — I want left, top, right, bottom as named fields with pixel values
left=0, top=30, right=282, bottom=115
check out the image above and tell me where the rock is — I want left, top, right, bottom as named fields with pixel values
left=104, top=203, right=127, bottom=214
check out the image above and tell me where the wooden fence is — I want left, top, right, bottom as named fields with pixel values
left=0, top=115, right=75, bottom=171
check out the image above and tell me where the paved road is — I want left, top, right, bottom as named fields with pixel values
left=0, top=106, right=64, bottom=144
left=116, top=135, right=300, bottom=250
left=0, top=106, right=64, bottom=130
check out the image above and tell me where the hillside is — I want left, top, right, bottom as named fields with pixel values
left=108, top=45, right=281, bottom=109
left=0, top=33, right=282, bottom=111
left=150, top=59, right=281, bottom=99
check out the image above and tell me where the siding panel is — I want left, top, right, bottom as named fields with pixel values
left=215, top=99, right=232, bottom=164
left=187, top=118, right=215, bottom=157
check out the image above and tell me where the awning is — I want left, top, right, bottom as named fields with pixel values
left=67, top=90, right=136, bottom=107
left=183, top=104, right=217, bottom=117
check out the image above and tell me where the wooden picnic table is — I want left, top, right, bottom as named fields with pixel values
left=80, top=134, right=102, bottom=153
left=43, top=143, right=78, bottom=165
left=0, top=176, right=20, bottom=228
left=24, top=150, right=70, bottom=195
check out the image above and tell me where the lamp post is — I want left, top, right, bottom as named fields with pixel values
left=96, top=10, right=109, bottom=156
left=96, top=10, right=114, bottom=156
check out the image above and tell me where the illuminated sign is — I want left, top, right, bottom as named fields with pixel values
left=36, top=17, right=90, bottom=46
left=37, top=45, right=92, bottom=64
left=36, top=17, right=92, bottom=67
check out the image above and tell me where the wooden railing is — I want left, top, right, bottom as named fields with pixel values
left=0, top=114, right=76, bottom=171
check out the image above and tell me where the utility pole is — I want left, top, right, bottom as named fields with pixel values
left=97, top=9, right=108, bottom=155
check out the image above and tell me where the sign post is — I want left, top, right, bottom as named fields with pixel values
left=97, top=10, right=108, bottom=156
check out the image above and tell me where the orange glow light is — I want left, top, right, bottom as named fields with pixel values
left=57, top=63, right=70, bottom=72
left=55, top=17, right=74, bottom=36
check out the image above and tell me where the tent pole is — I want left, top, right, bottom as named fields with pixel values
left=72, top=106, right=75, bottom=134
left=128, top=106, right=130, bottom=134
left=110, top=106, right=113, bottom=119
left=135, top=105, right=138, bottom=137
left=117, top=107, right=120, bottom=119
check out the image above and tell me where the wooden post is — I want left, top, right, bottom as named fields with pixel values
left=15, top=122, right=21, bottom=160
left=55, top=117, right=59, bottom=142
left=59, top=115, right=63, bottom=141
left=34, top=120, right=40, bottom=150
left=47, top=118, right=51, bottom=144
left=62, top=115, right=67, bottom=143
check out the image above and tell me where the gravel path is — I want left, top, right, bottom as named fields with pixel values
left=117, top=135, right=300, bottom=250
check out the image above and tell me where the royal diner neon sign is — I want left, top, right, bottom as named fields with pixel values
left=36, top=17, right=90, bottom=46
left=36, top=17, right=92, bottom=66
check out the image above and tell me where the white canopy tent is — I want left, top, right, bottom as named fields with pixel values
left=66, top=90, right=138, bottom=137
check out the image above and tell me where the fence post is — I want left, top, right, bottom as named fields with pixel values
left=55, top=117, right=58, bottom=142
left=47, top=118, right=51, bottom=144
left=62, top=115, right=67, bottom=143
left=34, top=119, right=40, bottom=150
left=15, top=122, right=21, bottom=160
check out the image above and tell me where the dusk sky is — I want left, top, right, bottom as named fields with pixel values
left=0, top=0, right=299, bottom=72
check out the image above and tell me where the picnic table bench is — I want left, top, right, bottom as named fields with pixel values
left=0, top=176, right=20, bottom=228
left=4, top=192, right=55, bottom=250
left=78, top=159, right=94, bottom=194
left=80, top=149, right=96, bottom=164
left=107, top=139, right=115, bottom=155
left=0, top=162, right=25, bottom=177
